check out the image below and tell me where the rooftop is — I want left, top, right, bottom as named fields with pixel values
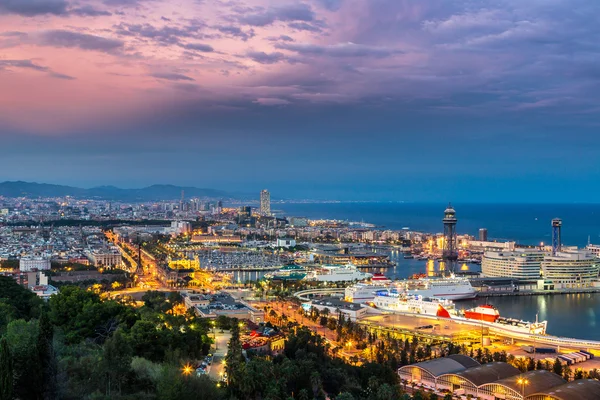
left=310, top=296, right=365, bottom=312
left=490, top=369, right=566, bottom=397
left=449, top=362, right=520, bottom=386
left=528, top=379, right=600, bottom=400
left=400, top=355, right=480, bottom=377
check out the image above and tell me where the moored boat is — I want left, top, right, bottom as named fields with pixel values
left=463, top=304, right=500, bottom=322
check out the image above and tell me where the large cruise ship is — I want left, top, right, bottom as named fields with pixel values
left=372, top=290, right=455, bottom=317
left=345, top=275, right=477, bottom=303
left=370, top=293, right=548, bottom=335
left=401, top=276, right=477, bottom=300
left=307, top=263, right=372, bottom=282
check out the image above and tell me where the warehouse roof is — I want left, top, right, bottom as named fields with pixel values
left=399, top=355, right=480, bottom=377
left=527, top=379, right=600, bottom=400
left=445, top=362, right=521, bottom=386
left=484, top=370, right=566, bottom=397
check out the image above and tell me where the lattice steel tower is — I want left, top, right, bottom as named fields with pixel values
left=551, top=218, right=562, bottom=255
left=442, top=203, right=458, bottom=273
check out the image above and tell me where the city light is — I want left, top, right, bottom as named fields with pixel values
left=182, top=364, right=193, bottom=376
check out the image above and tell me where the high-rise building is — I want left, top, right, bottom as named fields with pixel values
left=482, top=250, right=545, bottom=279
left=238, top=206, right=252, bottom=218
left=541, top=250, right=599, bottom=289
left=260, top=189, right=271, bottom=216
left=478, top=228, right=488, bottom=242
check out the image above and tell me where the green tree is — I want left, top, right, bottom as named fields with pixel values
left=4, top=319, right=40, bottom=399
left=336, top=393, right=354, bottom=400
left=37, top=311, right=57, bottom=400
left=552, top=358, right=563, bottom=376
left=0, top=337, right=13, bottom=400
left=101, top=329, right=132, bottom=396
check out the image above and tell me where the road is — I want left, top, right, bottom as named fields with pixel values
left=208, top=331, right=231, bottom=381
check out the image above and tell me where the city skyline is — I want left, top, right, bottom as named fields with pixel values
left=2, top=0, right=600, bottom=202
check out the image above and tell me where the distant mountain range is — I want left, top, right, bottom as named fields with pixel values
left=0, top=181, right=238, bottom=201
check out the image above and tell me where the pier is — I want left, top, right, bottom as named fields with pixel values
left=294, top=288, right=600, bottom=351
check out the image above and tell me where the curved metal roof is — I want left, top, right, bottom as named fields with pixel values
left=399, top=355, right=480, bottom=377
left=485, top=370, right=566, bottom=397
left=526, top=379, right=600, bottom=400
left=447, top=354, right=481, bottom=369
left=442, top=362, right=520, bottom=386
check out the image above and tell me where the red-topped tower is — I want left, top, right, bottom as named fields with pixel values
left=442, top=203, right=458, bottom=273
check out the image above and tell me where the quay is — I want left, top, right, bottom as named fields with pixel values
left=477, top=288, right=600, bottom=297
left=294, top=288, right=600, bottom=351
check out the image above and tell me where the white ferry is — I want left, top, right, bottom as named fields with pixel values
left=345, top=282, right=389, bottom=302
left=373, top=290, right=456, bottom=318
left=307, top=263, right=372, bottom=282
left=344, top=275, right=476, bottom=303
left=400, top=276, right=477, bottom=300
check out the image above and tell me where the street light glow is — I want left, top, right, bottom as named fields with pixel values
left=182, top=364, right=193, bottom=376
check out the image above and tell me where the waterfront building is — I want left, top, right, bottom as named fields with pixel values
left=586, top=243, right=600, bottom=258
left=19, top=257, right=51, bottom=271
left=478, top=370, right=565, bottom=400
left=303, top=297, right=368, bottom=321
left=469, top=240, right=516, bottom=253
left=527, top=379, right=600, bottom=400
left=398, top=358, right=596, bottom=400
left=541, top=250, right=600, bottom=289
left=398, top=355, right=480, bottom=389
left=482, top=250, right=545, bottom=280
left=478, top=228, right=488, bottom=241
left=260, top=189, right=271, bottom=216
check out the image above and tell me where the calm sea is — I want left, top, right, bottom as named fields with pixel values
left=276, top=202, right=600, bottom=247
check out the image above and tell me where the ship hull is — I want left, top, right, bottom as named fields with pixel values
left=464, top=311, right=499, bottom=322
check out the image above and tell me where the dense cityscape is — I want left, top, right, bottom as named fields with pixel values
left=1, top=187, right=600, bottom=399
left=3, top=0, right=600, bottom=399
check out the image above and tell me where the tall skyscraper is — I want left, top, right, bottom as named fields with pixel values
left=260, top=189, right=271, bottom=216
left=479, top=228, right=488, bottom=241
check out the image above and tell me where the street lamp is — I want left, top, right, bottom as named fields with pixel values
left=517, top=377, right=529, bottom=398
left=182, top=364, right=193, bottom=376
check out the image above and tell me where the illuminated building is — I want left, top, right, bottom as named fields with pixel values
left=482, top=250, right=545, bottom=280
left=19, top=257, right=51, bottom=271
left=541, top=250, right=599, bottom=289
left=260, top=189, right=271, bottom=216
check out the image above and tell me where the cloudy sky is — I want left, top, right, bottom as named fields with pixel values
left=1, top=0, right=599, bottom=201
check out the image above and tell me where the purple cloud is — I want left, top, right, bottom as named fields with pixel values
left=246, top=51, right=286, bottom=64
left=181, top=42, right=214, bottom=52
left=275, top=42, right=400, bottom=58
left=214, top=25, right=255, bottom=41
left=0, top=59, right=74, bottom=80
left=150, top=72, right=195, bottom=81
left=0, top=0, right=68, bottom=16
left=237, top=3, right=316, bottom=27
left=37, top=30, right=124, bottom=52
left=70, top=5, right=112, bottom=17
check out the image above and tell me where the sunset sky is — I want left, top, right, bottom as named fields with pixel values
left=1, top=0, right=599, bottom=201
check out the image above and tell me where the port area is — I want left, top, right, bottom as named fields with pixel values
left=477, top=287, right=600, bottom=297
left=360, top=312, right=600, bottom=365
